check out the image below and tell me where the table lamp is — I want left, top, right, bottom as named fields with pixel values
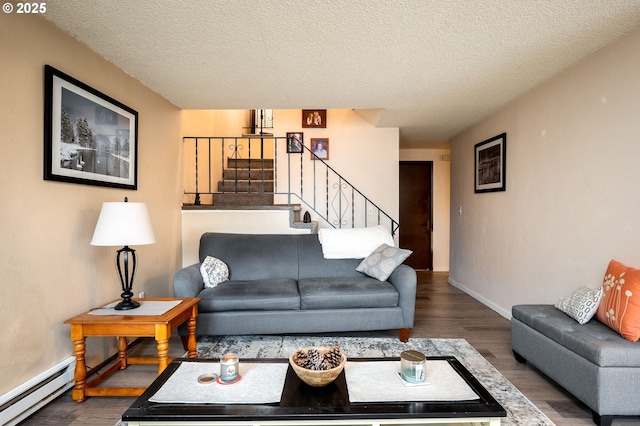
left=91, top=197, right=156, bottom=310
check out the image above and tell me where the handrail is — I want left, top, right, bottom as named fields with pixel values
left=182, top=136, right=399, bottom=236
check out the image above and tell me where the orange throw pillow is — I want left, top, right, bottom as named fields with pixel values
left=596, top=259, right=640, bottom=342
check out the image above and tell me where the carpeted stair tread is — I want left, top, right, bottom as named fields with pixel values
left=222, top=169, right=274, bottom=180
left=218, top=180, right=274, bottom=192
left=212, top=193, right=274, bottom=206
left=227, top=158, right=274, bottom=169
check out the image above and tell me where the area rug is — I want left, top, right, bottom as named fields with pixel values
left=196, top=335, right=555, bottom=426
left=117, top=336, right=554, bottom=426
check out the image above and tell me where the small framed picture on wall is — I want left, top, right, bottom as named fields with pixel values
left=474, top=133, right=506, bottom=193
left=286, top=132, right=303, bottom=153
left=311, top=138, right=329, bottom=160
left=302, top=110, right=326, bottom=128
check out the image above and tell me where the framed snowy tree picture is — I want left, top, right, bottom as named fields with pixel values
left=44, top=65, right=138, bottom=190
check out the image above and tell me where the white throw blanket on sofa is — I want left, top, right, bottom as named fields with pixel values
left=318, top=225, right=394, bottom=259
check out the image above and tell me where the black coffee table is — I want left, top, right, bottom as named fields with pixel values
left=122, top=356, right=506, bottom=425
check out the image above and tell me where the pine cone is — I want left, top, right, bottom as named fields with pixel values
left=318, top=361, right=332, bottom=370
left=294, top=349, right=306, bottom=361
left=306, top=348, right=325, bottom=370
left=294, top=350, right=310, bottom=368
left=325, top=346, right=343, bottom=368
left=298, top=358, right=316, bottom=369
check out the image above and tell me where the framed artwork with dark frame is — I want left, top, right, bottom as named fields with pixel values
left=286, top=132, right=303, bottom=153
left=474, top=133, right=506, bottom=193
left=311, top=138, right=329, bottom=160
left=44, top=65, right=138, bottom=190
left=302, top=109, right=326, bottom=128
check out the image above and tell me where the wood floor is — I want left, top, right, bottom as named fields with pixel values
left=18, top=272, right=633, bottom=425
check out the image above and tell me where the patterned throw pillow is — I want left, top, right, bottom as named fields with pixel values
left=199, top=256, right=229, bottom=288
left=356, top=244, right=412, bottom=281
left=596, top=259, right=640, bottom=342
left=554, top=286, right=603, bottom=324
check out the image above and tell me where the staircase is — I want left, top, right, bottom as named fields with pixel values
left=182, top=135, right=399, bottom=236
left=213, top=158, right=274, bottom=207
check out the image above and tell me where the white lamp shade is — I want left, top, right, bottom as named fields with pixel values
left=91, top=202, right=156, bottom=246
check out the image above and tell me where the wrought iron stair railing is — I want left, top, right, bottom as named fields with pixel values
left=182, top=136, right=399, bottom=236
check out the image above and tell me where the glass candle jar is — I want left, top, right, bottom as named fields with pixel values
left=220, top=352, right=239, bottom=382
left=400, top=350, right=426, bottom=383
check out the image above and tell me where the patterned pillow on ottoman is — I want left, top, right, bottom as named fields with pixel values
left=554, top=286, right=603, bottom=324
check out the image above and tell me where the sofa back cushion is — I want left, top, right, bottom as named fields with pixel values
left=297, top=234, right=365, bottom=279
left=199, top=233, right=299, bottom=281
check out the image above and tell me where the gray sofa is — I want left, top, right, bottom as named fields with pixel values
left=174, top=232, right=417, bottom=342
left=511, top=304, right=640, bottom=426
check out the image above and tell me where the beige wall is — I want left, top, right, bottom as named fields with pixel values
left=0, top=16, right=182, bottom=394
left=399, top=149, right=451, bottom=271
left=182, top=109, right=248, bottom=136
left=449, top=29, right=640, bottom=318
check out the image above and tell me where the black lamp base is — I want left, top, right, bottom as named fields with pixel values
left=114, top=246, right=141, bottom=310
left=114, top=298, right=141, bottom=310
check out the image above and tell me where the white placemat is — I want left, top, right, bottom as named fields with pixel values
left=345, top=360, right=479, bottom=402
left=88, top=300, right=182, bottom=316
left=149, top=362, right=288, bottom=404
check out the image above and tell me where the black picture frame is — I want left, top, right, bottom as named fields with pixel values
left=44, top=65, right=138, bottom=190
left=474, top=133, right=506, bottom=193
left=286, top=132, right=304, bottom=153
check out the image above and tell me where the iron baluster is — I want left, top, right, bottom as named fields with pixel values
left=194, top=138, right=200, bottom=205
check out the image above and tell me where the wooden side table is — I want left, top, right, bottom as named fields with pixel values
left=64, top=297, right=200, bottom=402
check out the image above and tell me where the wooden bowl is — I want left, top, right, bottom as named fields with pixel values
left=289, top=347, right=347, bottom=387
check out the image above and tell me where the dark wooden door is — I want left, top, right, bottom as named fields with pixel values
left=399, top=161, right=433, bottom=270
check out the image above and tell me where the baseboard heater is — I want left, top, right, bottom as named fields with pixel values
left=0, top=357, right=75, bottom=426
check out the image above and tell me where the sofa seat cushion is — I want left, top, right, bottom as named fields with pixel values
left=298, top=277, right=399, bottom=310
left=512, top=304, right=640, bottom=367
left=198, top=279, right=300, bottom=312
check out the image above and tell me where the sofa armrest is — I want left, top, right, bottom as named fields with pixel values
left=173, top=263, right=204, bottom=298
left=387, top=264, right=417, bottom=328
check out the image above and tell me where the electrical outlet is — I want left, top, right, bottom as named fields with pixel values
left=138, top=291, right=145, bottom=298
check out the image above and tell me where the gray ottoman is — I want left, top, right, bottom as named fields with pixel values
left=511, top=304, right=640, bottom=426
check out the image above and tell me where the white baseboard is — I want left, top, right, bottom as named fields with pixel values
left=448, top=276, right=512, bottom=320
left=0, top=356, right=75, bottom=426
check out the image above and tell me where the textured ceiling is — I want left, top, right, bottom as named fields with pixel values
left=43, top=0, right=640, bottom=148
